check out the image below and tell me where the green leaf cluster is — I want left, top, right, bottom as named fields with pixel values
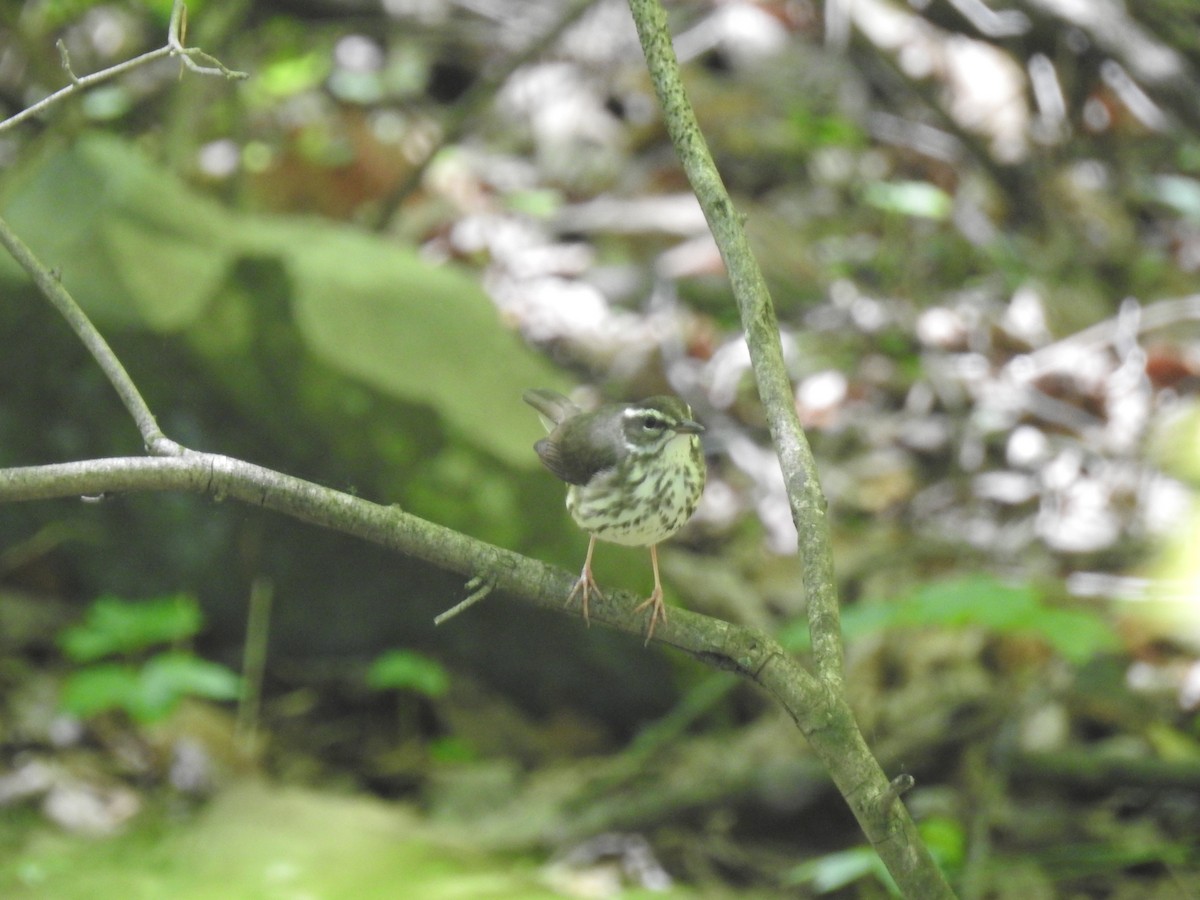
left=57, top=594, right=241, bottom=723
left=59, top=593, right=202, bottom=662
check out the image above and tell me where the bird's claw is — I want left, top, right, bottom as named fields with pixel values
left=566, top=568, right=604, bottom=627
left=633, top=587, right=667, bottom=645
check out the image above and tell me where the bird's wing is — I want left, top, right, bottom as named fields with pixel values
left=522, top=389, right=579, bottom=431
left=534, top=411, right=621, bottom=485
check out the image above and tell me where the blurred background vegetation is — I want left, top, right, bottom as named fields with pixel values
left=2, top=0, right=1200, bottom=896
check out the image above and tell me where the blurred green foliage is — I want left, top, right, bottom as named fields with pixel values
left=782, top=574, right=1120, bottom=664
left=57, top=594, right=241, bottom=722
left=0, top=135, right=565, bottom=471
left=366, top=649, right=450, bottom=697
left=59, top=593, right=202, bottom=661
left=863, top=180, right=954, bottom=221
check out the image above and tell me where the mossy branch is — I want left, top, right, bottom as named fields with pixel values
left=624, top=0, right=955, bottom=895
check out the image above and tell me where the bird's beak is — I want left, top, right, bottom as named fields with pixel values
left=676, top=419, right=704, bottom=434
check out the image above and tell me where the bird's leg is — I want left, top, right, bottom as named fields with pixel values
left=566, top=535, right=602, bottom=626
left=633, top=544, right=668, bottom=644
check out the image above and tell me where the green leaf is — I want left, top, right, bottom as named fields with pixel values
left=59, top=663, right=141, bottom=719
left=276, top=219, right=567, bottom=466
left=0, top=134, right=233, bottom=329
left=1149, top=402, right=1200, bottom=484
left=789, top=108, right=865, bottom=150
left=129, top=652, right=242, bottom=721
left=896, top=575, right=1038, bottom=629
left=254, top=50, right=330, bottom=101
left=429, top=736, right=477, bottom=763
left=58, top=651, right=240, bottom=723
left=58, top=594, right=204, bottom=662
left=505, top=188, right=564, bottom=218
left=367, top=650, right=450, bottom=697
left=0, top=135, right=568, bottom=467
left=785, top=845, right=898, bottom=895
left=898, top=575, right=1119, bottom=661
left=863, top=180, right=953, bottom=220
left=1147, top=174, right=1200, bottom=222
left=919, top=816, right=967, bottom=871
left=1030, top=607, right=1122, bottom=664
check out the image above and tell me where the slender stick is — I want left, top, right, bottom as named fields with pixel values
left=0, top=215, right=181, bottom=456
left=0, top=45, right=173, bottom=135
left=236, top=576, right=273, bottom=752
left=0, top=0, right=246, bottom=137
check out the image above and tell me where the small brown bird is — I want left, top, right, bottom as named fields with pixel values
left=524, top=389, right=706, bottom=641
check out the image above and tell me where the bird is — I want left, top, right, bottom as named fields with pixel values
left=523, top=388, right=706, bottom=642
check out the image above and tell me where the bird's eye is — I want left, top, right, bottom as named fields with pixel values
left=642, top=415, right=667, bottom=432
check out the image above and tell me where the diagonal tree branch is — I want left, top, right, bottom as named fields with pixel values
left=0, top=449, right=933, bottom=892
left=0, top=452, right=812, bottom=696
left=0, top=216, right=182, bottom=457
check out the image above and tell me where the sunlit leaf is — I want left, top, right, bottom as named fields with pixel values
left=1148, top=174, right=1200, bottom=222
left=367, top=650, right=450, bottom=697
left=863, top=180, right=953, bottom=220
left=0, top=135, right=567, bottom=467
left=279, top=219, right=567, bottom=466
left=920, top=816, right=967, bottom=871
left=59, top=663, right=140, bottom=719
left=58, top=594, right=204, bottom=662
left=785, top=845, right=897, bottom=895
left=0, top=135, right=232, bottom=329
left=255, top=50, right=330, bottom=101
left=131, top=651, right=242, bottom=721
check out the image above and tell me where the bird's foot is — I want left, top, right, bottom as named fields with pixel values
left=566, top=567, right=604, bottom=627
left=633, top=587, right=667, bottom=645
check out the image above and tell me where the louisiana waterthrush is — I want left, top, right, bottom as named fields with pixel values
left=524, top=388, right=706, bottom=641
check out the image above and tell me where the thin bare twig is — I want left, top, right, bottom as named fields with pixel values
left=434, top=575, right=496, bottom=625
left=56, top=40, right=81, bottom=85
left=0, top=214, right=181, bottom=456
left=0, top=1, right=245, bottom=136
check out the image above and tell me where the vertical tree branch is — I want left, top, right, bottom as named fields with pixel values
left=624, top=1, right=955, bottom=895
left=625, top=0, right=844, bottom=691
